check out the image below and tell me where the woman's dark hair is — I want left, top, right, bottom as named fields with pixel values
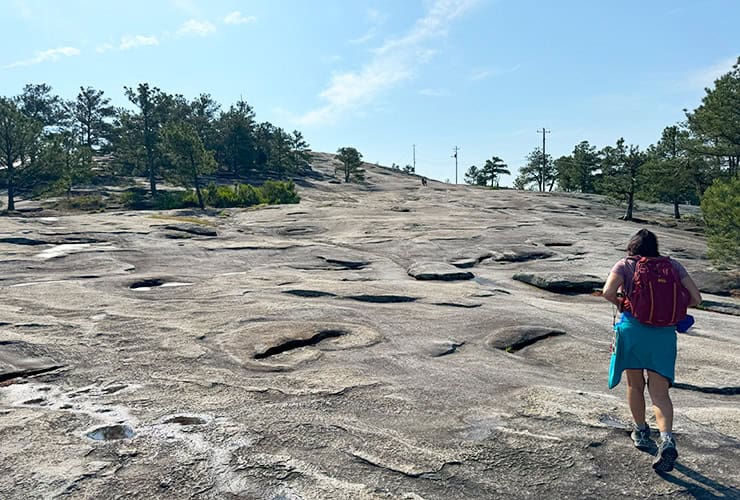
left=627, top=229, right=660, bottom=257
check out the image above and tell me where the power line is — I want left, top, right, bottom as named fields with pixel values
left=537, top=128, right=550, bottom=158
left=537, top=128, right=550, bottom=190
left=452, top=146, right=459, bottom=184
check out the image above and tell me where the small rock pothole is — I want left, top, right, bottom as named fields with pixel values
left=129, top=278, right=165, bottom=290
left=543, top=241, right=574, bottom=247
left=102, top=384, right=128, bottom=394
left=163, top=416, right=207, bottom=426
left=254, top=329, right=348, bottom=359
left=282, top=290, right=337, bottom=298
left=129, top=279, right=192, bottom=291
left=220, top=321, right=383, bottom=371
left=486, top=326, right=566, bottom=352
left=86, top=424, right=135, bottom=441
left=346, top=295, right=417, bottom=303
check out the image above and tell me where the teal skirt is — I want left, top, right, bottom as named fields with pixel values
left=608, top=312, right=677, bottom=389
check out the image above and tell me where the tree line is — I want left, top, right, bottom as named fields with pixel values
left=463, top=58, right=739, bottom=266
left=509, top=59, right=739, bottom=222
left=0, top=83, right=311, bottom=210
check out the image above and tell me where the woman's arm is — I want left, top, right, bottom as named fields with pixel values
left=602, top=272, right=624, bottom=306
left=681, top=275, right=703, bottom=307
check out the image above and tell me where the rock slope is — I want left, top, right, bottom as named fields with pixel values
left=1, top=154, right=738, bottom=499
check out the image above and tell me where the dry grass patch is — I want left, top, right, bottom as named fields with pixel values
left=148, top=215, right=216, bottom=226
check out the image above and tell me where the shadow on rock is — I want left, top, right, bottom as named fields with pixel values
left=657, top=462, right=740, bottom=499
left=673, top=383, right=740, bottom=396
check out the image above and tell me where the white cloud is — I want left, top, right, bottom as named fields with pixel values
left=350, top=28, right=377, bottom=45
left=4, top=46, right=80, bottom=69
left=374, top=0, right=477, bottom=56
left=351, top=8, right=387, bottom=43
left=294, top=0, right=479, bottom=126
left=97, top=34, right=159, bottom=53
left=95, top=43, right=114, bottom=54
left=470, top=64, right=521, bottom=81
left=223, top=11, right=256, bottom=25
left=470, top=68, right=493, bottom=81
left=120, top=34, right=159, bottom=50
left=684, top=57, right=737, bottom=90
left=177, top=19, right=217, bottom=37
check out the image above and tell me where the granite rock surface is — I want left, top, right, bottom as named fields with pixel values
left=1, top=154, right=738, bottom=499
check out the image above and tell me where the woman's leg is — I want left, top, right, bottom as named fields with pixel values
left=646, top=371, right=673, bottom=433
left=625, top=369, right=647, bottom=425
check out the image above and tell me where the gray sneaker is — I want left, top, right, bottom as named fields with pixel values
left=631, top=425, right=652, bottom=450
left=653, top=435, right=678, bottom=472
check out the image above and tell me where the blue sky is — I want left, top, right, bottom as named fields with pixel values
left=1, top=0, right=738, bottom=185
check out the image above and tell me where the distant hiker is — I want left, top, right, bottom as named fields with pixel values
left=421, top=177, right=427, bottom=187
left=602, top=229, right=702, bottom=472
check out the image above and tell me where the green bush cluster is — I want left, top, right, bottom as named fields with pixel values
left=259, top=180, right=301, bottom=204
left=203, top=184, right=255, bottom=208
left=701, top=176, right=740, bottom=268
left=119, top=188, right=198, bottom=210
left=119, top=188, right=147, bottom=209
left=154, top=191, right=200, bottom=210
left=119, top=181, right=299, bottom=210
left=60, top=195, right=105, bottom=211
left=203, top=181, right=299, bottom=208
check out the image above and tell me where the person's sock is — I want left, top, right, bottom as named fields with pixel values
left=636, top=422, right=648, bottom=431
left=660, top=431, right=673, bottom=441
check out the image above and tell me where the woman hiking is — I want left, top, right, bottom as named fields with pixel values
left=602, top=229, right=702, bottom=472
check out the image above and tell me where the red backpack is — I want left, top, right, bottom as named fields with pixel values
left=624, top=256, right=690, bottom=327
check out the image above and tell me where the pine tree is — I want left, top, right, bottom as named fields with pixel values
left=69, top=86, right=115, bottom=149
left=686, top=57, right=740, bottom=177
left=0, top=98, right=43, bottom=210
left=598, top=138, right=646, bottom=220
left=161, top=122, right=217, bottom=209
left=639, top=126, right=696, bottom=218
left=122, top=83, right=167, bottom=195
left=481, top=156, right=510, bottom=187
left=336, top=147, right=364, bottom=183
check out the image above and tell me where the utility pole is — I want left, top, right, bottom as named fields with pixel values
left=536, top=128, right=550, bottom=191
left=412, top=144, right=416, bottom=172
left=452, top=146, right=459, bottom=184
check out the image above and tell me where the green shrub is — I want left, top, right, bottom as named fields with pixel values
left=119, top=188, right=148, bottom=209
left=207, top=185, right=242, bottom=208
left=120, top=181, right=299, bottom=211
left=203, top=183, right=268, bottom=208
left=701, top=176, right=740, bottom=268
left=236, top=183, right=265, bottom=206
left=182, top=191, right=200, bottom=207
left=260, top=180, right=300, bottom=204
left=680, top=213, right=703, bottom=224
left=61, top=195, right=105, bottom=211
left=153, top=190, right=199, bottom=210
